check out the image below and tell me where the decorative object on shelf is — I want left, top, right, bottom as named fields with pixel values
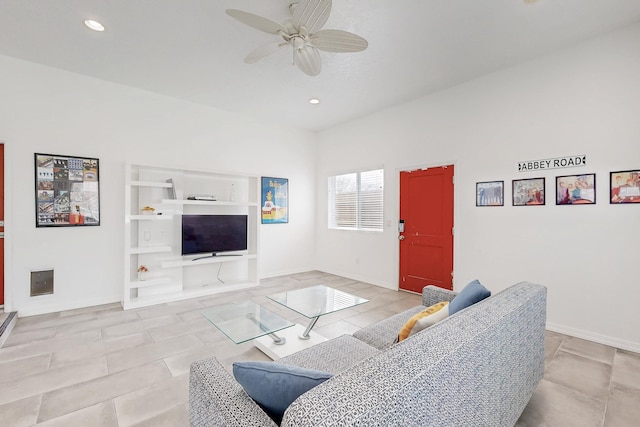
left=186, top=195, right=216, bottom=201
left=261, top=177, right=289, bottom=224
left=476, top=181, right=504, bottom=207
left=142, top=231, right=152, bottom=247
left=610, top=169, right=640, bottom=204
left=140, top=205, right=156, bottom=215
left=512, top=177, right=545, bottom=206
left=137, top=265, right=149, bottom=281
left=556, top=173, right=596, bottom=205
left=34, top=153, right=100, bottom=227
left=230, top=183, right=236, bottom=202
left=165, top=178, right=177, bottom=199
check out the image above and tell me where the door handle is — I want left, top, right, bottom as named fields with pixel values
left=398, top=235, right=405, bottom=240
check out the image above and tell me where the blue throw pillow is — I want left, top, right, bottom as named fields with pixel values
left=233, top=361, right=332, bottom=423
left=448, top=279, right=491, bottom=315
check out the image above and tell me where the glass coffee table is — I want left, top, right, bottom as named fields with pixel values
left=254, top=285, right=369, bottom=359
left=268, top=285, right=369, bottom=339
left=202, top=285, right=369, bottom=360
left=201, top=301, right=294, bottom=345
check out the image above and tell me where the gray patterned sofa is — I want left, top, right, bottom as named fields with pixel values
left=190, top=281, right=546, bottom=426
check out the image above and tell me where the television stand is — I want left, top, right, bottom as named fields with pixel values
left=123, top=163, right=260, bottom=310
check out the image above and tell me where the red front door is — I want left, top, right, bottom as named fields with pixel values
left=399, top=166, right=454, bottom=292
left=1, top=144, right=4, bottom=305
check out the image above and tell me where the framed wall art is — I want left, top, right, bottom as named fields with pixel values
left=476, top=181, right=504, bottom=206
left=556, top=173, right=595, bottom=205
left=261, top=177, right=288, bottom=224
left=610, top=169, right=640, bottom=204
left=35, top=153, right=100, bottom=227
left=512, top=177, right=545, bottom=206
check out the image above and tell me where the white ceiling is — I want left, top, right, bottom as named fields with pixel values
left=1, top=0, right=640, bottom=132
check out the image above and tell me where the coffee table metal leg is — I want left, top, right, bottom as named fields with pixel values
left=268, top=332, right=287, bottom=345
left=299, top=316, right=320, bottom=340
left=246, top=312, right=288, bottom=345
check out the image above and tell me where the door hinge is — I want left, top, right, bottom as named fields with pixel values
left=452, top=175, right=455, bottom=184
left=452, top=227, right=454, bottom=235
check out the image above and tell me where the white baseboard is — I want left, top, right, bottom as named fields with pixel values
left=315, top=268, right=396, bottom=291
left=16, top=296, right=122, bottom=318
left=260, top=267, right=315, bottom=280
left=547, top=322, right=640, bottom=354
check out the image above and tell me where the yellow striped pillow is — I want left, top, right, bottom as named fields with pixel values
left=397, top=301, right=449, bottom=342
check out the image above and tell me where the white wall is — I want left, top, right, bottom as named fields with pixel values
left=315, top=23, right=640, bottom=352
left=2, top=23, right=639, bottom=353
left=0, top=55, right=317, bottom=316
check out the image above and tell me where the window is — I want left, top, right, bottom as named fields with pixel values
left=328, top=168, right=384, bottom=231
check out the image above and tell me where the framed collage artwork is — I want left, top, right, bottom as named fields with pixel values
left=35, top=153, right=100, bottom=227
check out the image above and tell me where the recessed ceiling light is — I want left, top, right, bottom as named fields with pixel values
left=309, top=98, right=320, bottom=105
left=84, top=19, right=105, bottom=32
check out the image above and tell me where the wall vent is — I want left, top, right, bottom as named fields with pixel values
left=31, top=269, right=54, bottom=296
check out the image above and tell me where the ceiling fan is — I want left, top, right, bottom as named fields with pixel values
left=226, top=0, right=368, bottom=76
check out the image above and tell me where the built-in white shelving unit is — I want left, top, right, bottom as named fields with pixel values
left=123, top=163, right=260, bottom=309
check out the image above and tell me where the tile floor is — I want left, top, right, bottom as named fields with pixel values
left=0, top=271, right=638, bottom=426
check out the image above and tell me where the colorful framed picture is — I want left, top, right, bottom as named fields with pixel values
left=556, top=173, right=596, bottom=205
left=512, top=177, right=545, bottom=206
left=610, top=170, right=640, bottom=204
left=261, top=177, right=289, bottom=223
left=476, top=181, right=504, bottom=206
left=35, top=153, right=100, bottom=227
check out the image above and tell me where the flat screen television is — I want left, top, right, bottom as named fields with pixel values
left=181, top=214, right=248, bottom=258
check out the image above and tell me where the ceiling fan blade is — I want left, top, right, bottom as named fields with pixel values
left=310, top=29, right=368, bottom=52
left=244, top=42, right=287, bottom=64
left=292, top=0, right=331, bottom=34
left=294, top=45, right=321, bottom=76
left=226, top=9, right=287, bottom=35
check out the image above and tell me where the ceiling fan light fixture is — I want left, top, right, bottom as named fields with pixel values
left=84, top=19, right=105, bottom=32
left=226, top=0, right=367, bottom=76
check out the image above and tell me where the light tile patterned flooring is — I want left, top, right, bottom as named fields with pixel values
left=0, top=271, right=638, bottom=426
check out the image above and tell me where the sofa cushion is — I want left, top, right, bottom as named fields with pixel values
left=409, top=304, right=450, bottom=338
left=448, top=279, right=491, bottom=315
left=397, top=302, right=449, bottom=342
left=233, top=361, right=332, bottom=423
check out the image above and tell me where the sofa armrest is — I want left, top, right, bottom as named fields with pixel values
left=352, top=305, right=426, bottom=350
left=422, top=285, right=457, bottom=306
left=189, top=357, right=277, bottom=427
